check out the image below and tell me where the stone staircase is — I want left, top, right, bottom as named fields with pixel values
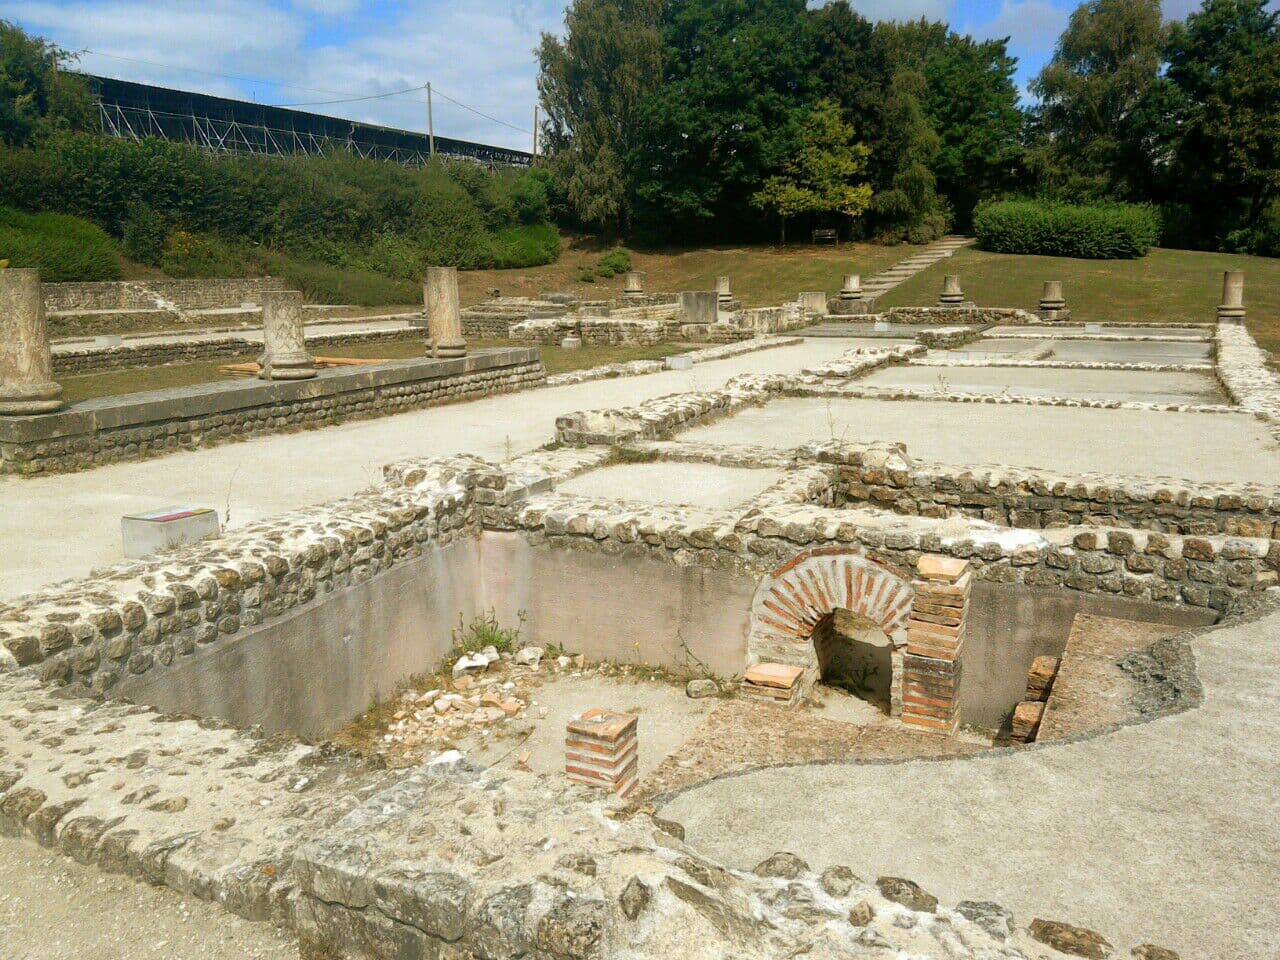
left=861, top=235, right=973, bottom=301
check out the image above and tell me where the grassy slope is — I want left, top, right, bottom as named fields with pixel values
left=879, top=246, right=1280, bottom=351
left=57, top=338, right=697, bottom=403
left=458, top=240, right=919, bottom=309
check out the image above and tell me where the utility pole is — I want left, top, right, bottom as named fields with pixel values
left=532, top=105, right=539, bottom=164
left=426, top=82, right=435, bottom=160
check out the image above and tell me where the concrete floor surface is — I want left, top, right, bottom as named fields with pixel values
left=860, top=364, right=1224, bottom=404
left=682, top=396, right=1280, bottom=484
left=660, top=605, right=1280, bottom=959
left=0, top=339, right=840, bottom=600
left=470, top=674, right=716, bottom=778
left=556, top=462, right=783, bottom=509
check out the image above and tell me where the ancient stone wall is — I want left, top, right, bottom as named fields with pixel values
left=0, top=454, right=497, bottom=686
left=43, top=278, right=288, bottom=313
left=810, top=440, right=1280, bottom=538
left=52, top=327, right=424, bottom=376
left=0, top=351, right=545, bottom=476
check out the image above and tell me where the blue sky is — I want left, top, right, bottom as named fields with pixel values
left=9, top=1, right=1205, bottom=151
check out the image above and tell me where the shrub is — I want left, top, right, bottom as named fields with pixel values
left=578, top=267, right=596, bottom=283
left=974, top=199, right=1161, bottom=259
left=490, top=223, right=562, bottom=269
left=251, top=248, right=417, bottom=305
left=0, top=205, right=120, bottom=280
left=596, top=247, right=632, bottom=277
left=160, top=230, right=244, bottom=278
left=120, top=203, right=169, bottom=265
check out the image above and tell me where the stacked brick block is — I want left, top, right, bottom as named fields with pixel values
left=739, top=663, right=805, bottom=708
left=902, top=556, right=972, bottom=735
left=565, top=709, right=639, bottom=797
left=1010, top=656, right=1061, bottom=743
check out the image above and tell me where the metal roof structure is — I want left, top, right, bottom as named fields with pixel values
left=84, top=74, right=533, bottom=168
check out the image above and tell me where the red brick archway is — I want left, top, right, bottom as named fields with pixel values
left=746, top=547, right=972, bottom=733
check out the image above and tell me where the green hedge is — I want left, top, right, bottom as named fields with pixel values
left=974, top=200, right=1161, bottom=259
left=0, top=205, right=120, bottom=280
left=0, top=135, right=561, bottom=273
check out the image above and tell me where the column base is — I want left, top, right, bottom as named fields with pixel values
left=430, top=338, right=467, bottom=359
left=0, top=381, right=64, bottom=415
left=258, top=353, right=318, bottom=380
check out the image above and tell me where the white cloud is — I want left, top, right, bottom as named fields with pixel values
left=8, top=0, right=558, bottom=150
left=811, top=0, right=956, bottom=21
left=972, top=0, right=1069, bottom=46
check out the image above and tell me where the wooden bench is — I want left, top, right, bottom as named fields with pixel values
left=811, top=228, right=838, bottom=246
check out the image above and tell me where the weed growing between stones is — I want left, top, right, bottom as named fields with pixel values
left=450, top=609, right=524, bottom=663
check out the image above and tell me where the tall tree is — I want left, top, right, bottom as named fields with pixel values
left=865, top=64, right=948, bottom=243
left=1166, top=0, right=1280, bottom=252
left=812, top=2, right=882, bottom=146
left=917, top=33, right=1025, bottom=227
left=630, top=0, right=817, bottom=241
left=537, top=0, right=663, bottom=235
left=1030, top=0, right=1171, bottom=200
left=0, top=20, right=93, bottom=147
left=751, top=99, right=872, bottom=242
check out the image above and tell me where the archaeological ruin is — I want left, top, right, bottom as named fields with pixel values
left=1, top=244, right=1278, bottom=960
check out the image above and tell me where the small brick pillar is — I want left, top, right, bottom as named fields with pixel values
left=566, top=709, right=638, bottom=797
left=840, top=274, right=863, bottom=302
left=902, top=555, right=972, bottom=735
left=716, top=276, right=732, bottom=306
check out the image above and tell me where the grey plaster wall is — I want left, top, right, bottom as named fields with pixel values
left=480, top=531, right=755, bottom=678
left=110, top=533, right=1220, bottom=740
left=117, top=538, right=484, bottom=737
left=960, top=582, right=1217, bottom=729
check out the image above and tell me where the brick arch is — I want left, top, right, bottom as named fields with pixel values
left=747, top=547, right=915, bottom=714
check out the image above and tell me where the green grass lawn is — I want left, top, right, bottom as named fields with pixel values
left=58, top=338, right=699, bottom=403
left=879, top=246, right=1280, bottom=351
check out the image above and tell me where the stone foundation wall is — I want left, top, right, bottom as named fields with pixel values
left=0, top=351, right=544, bottom=476
left=43, top=278, right=288, bottom=312
left=503, top=485, right=1275, bottom=617
left=0, top=454, right=497, bottom=686
left=880, top=306, right=1042, bottom=325
left=810, top=440, right=1280, bottom=538
left=52, top=327, right=424, bottom=376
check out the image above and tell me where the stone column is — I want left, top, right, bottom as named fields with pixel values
left=938, top=275, right=964, bottom=306
left=258, top=290, right=316, bottom=380
left=0, top=268, right=63, bottom=415
left=1217, top=271, right=1245, bottom=323
left=622, top=271, right=646, bottom=300
left=1038, top=280, right=1068, bottom=322
left=716, top=276, right=732, bottom=307
left=840, top=274, right=863, bottom=302
left=424, top=266, right=467, bottom=358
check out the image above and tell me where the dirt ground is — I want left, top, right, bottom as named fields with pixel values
left=0, top=834, right=296, bottom=959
